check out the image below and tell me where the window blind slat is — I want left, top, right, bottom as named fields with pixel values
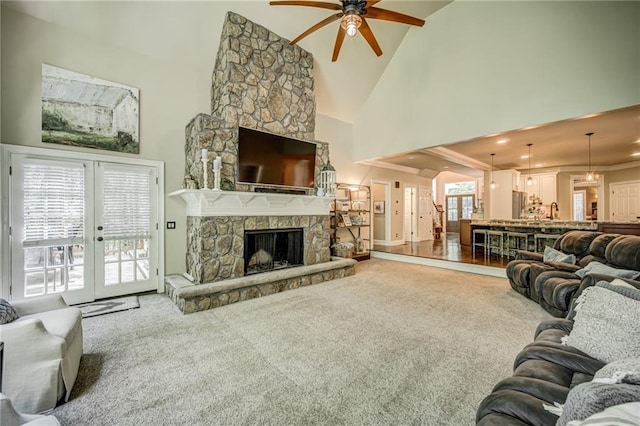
left=23, top=161, right=85, bottom=243
left=102, top=166, right=151, bottom=239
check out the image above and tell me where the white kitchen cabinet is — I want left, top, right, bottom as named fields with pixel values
left=521, top=173, right=557, bottom=205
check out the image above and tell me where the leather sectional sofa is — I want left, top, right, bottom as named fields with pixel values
left=531, top=234, right=640, bottom=317
left=505, top=231, right=601, bottom=300
left=506, top=232, right=640, bottom=317
left=477, top=273, right=640, bottom=425
left=478, top=235, right=640, bottom=425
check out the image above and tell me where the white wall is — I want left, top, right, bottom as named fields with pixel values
left=1, top=7, right=211, bottom=275
left=1, top=7, right=436, bottom=278
left=354, top=1, right=640, bottom=161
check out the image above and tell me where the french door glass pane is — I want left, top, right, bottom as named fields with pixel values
left=104, top=238, right=150, bottom=286
left=23, top=244, right=84, bottom=298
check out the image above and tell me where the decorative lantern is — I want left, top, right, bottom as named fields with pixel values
left=319, top=161, right=337, bottom=196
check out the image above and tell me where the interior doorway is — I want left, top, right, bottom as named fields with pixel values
left=610, top=180, right=640, bottom=221
left=570, top=175, right=603, bottom=221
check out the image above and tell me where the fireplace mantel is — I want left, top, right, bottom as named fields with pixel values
left=169, top=189, right=333, bottom=217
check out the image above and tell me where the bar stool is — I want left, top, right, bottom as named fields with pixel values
left=486, top=230, right=505, bottom=258
left=506, top=231, right=530, bottom=258
left=534, top=233, right=561, bottom=252
left=472, top=229, right=487, bottom=259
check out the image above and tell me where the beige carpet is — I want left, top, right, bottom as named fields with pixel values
left=51, top=259, right=550, bottom=425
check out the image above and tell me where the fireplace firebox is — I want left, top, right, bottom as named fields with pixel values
left=244, top=228, right=303, bottom=275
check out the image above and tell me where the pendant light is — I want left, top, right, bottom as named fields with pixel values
left=490, top=153, right=496, bottom=189
left=526, top=143, right=533, bottom=186
left=585, top=132, right=595, bottom=182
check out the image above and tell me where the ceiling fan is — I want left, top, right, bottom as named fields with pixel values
left=269, top=0, right=425, bottom=62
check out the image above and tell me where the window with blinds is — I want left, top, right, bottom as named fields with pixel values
left=23, top=160, right=85, bottom=246
left=102, top=164, right=151, bottom=240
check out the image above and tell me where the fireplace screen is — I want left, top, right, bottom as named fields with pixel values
left=244, top=228, right=303, bottom=275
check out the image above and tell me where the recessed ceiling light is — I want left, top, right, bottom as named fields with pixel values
left=632, top=152, right=640, bottom=157
left=521, top=155, right=529, bottom=159
left=497, top=139, right=509, bottom=144
left=635, top=139, right=640, bottom=144
left=443, top=166, right=450, bottom=169
left=535, top=163, right=543, bottom=167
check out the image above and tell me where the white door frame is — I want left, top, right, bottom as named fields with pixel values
left=370, top=179, right=391, bottom=246
left=1, top=144, right=165, bottom=301
left=417, top=185, right=434, bottom=241
left=610, top=179, right=640, bottom=222
left=404, top=185, right=418, bottom=243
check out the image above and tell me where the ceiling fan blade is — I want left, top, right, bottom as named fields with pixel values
left=269, top=1, right=342, bottom=11
left=366, top=7, right=426, bottom=27
left=359, top=18, right=383, bottom=57
left=290, top=12, right=344, bottom=45
left=365, top=1, right=382, bottom=7
left=332, top=25, right=347, bottom=62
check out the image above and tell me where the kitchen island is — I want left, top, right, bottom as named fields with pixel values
left=466, top=219, right=640, bottom=254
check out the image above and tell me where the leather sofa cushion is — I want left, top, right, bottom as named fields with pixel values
left=17, top=307, right=83, bottom=344
left=588, top=234, right=620, bottom=262
left=556, top=231, right=601, bottom=258
left=605, top=235, right=640, bottom=271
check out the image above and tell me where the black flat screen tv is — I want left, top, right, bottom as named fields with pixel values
left=237, top=127, right=316, bottom=189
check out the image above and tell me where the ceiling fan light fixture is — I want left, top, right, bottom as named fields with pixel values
left=341, top=13, right=362, bottom=37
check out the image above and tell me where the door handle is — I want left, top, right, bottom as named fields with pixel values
left=97, top=237, right=104, bottom=242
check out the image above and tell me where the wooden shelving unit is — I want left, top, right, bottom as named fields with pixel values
left=330, top=183, right=370, bottom=261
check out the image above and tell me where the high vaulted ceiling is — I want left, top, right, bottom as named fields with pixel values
left=4, top=1, right=639, bottom=177
left=3, top=0, right=449, bottom=123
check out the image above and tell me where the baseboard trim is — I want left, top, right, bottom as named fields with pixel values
left=388, top=240, right=405, bottom=246
left=370, top=251, right=506, bottom=278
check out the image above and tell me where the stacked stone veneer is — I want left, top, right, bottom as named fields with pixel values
left=181, top=12, right=337, bottom=287
left=187, top=215, right=330, bottom=284
left=185, top=11, right=329, bottom=191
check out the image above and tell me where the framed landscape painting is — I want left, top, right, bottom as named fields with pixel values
left=41, top=64, right=140, bottom=153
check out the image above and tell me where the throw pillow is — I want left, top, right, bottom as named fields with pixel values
left=574, top=262, right=640, bottom=280
left=565, top=402, right=640, bottom=426
left=562, top=286, right=640, bottom=363
left=544, top=246, right=577, bottom=264
left=556, top=382, right=640, bottom=426
left=0, top=298, right=19, bottom=324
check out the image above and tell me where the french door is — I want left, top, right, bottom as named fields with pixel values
left=10, top=154, right=158, bottom=304
left=445, top=194, right=474, bottom=233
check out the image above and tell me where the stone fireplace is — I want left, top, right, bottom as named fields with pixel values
left=167, top=11, right=354, bottom=311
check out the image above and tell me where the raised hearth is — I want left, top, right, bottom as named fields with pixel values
left=165, top=257, right=356, bottom=314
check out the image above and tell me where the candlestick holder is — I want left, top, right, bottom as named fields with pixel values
left=201, top=157, right=209, bottom=190
left=213, top=169, right=221, bottom=191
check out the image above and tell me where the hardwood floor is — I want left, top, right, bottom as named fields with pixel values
left=372, top=232, right=509, bottom=268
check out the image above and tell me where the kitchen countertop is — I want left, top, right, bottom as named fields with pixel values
left=471, top=219, right=599, bottom=230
